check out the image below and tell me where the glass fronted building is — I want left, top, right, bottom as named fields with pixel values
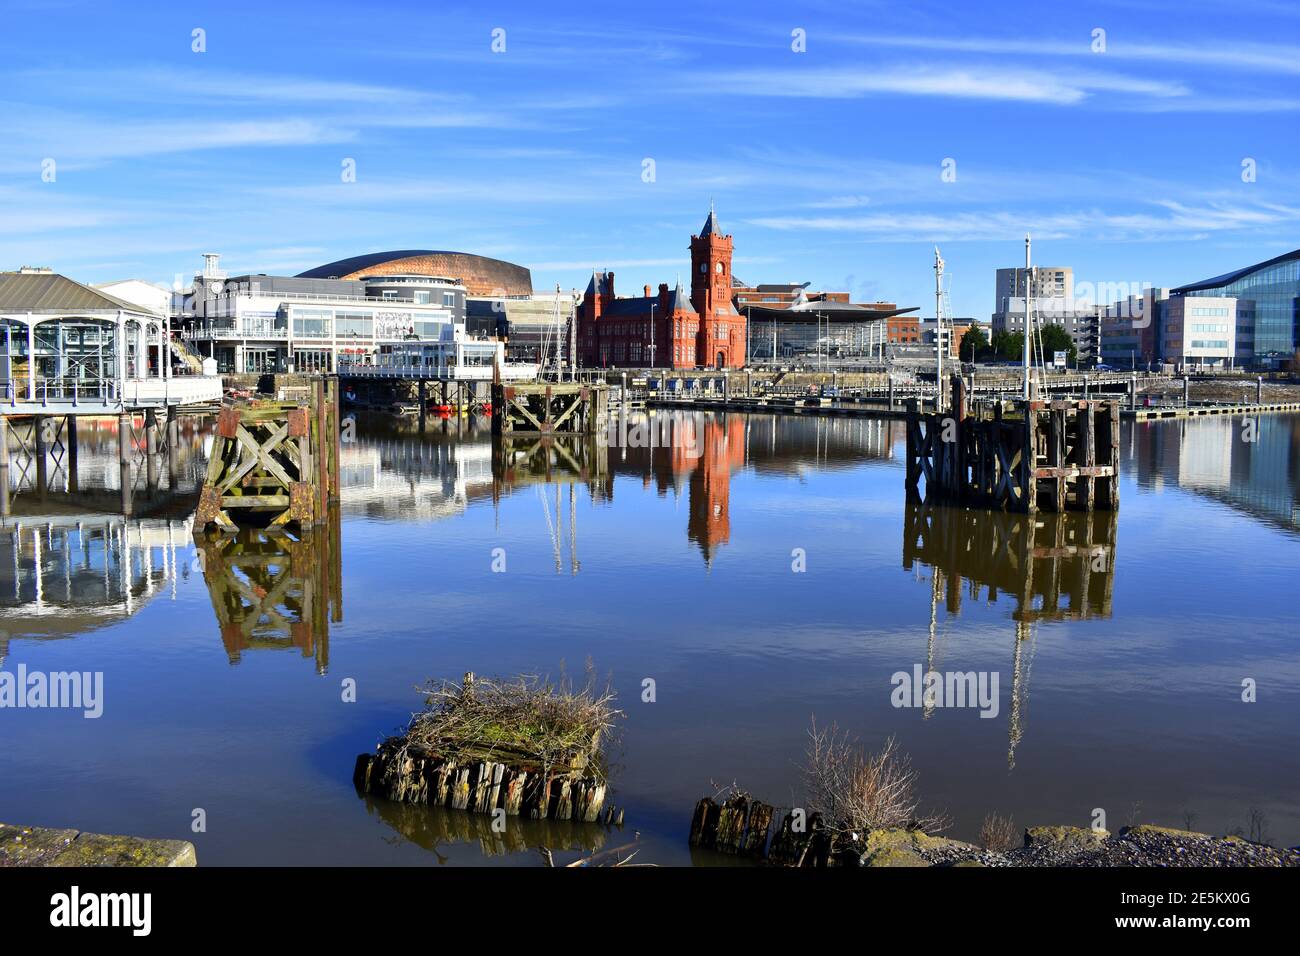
left=1172, top=249, right=1299, bottom=362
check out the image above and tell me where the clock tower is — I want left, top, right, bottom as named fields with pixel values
left=689, top=202, right=741, bottom=367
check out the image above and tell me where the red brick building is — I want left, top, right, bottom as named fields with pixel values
left=577, top=206, right=746, bottom=369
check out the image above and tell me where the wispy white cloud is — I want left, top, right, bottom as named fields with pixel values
left=691, top=66, right=1187, bottom=105
left=746, top=200, right=1300, bottom=242
left=835, top=33, right=1300, bottom=77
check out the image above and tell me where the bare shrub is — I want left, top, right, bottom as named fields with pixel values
left=803, top=719, right=948, bottom=836
left=979, top=812, right=1019, bottom=852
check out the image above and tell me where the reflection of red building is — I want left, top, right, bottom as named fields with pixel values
left=576, top=206, right=745, bottom=369
left=685, top=418, right=746, bottom=563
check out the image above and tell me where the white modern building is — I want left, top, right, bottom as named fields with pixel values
left=173, top=254, right=493, bottom=375
left=1160, top=295, right=1239, bottom=369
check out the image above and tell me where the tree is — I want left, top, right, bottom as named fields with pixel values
left=960, top=325, right=990, bottom=362
left=991, top=330, right=1023, bottom=362
left=1037, top=324, right=1077, bottom=366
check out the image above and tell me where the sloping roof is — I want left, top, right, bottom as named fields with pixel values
left=699, top=206, right=721, bottom=236
left=297, top=249, right=532, bottom=296
left=584, top=270, right=613, bottom=298
left=745, top=302, right=919, bottom=323
left=603, top=296, right=655, bottom=318
left=0, top=272, right=152, bottom=313
left=667, top=281, right=696, bottom=314
left=1170, top=248, right=1300, bottom=294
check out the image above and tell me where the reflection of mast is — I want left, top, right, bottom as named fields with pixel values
left=568, top=484, right=579, bottom=575
left=1007, top=619, right=1032, bottom=769
left=924, top=567, right=943, bottom=719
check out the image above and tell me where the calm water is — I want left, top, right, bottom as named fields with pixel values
left=2, top=409, right=1298, bottom=864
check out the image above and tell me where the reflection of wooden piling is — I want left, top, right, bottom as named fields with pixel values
left=902, top=502, right=1117, bottom=622
left=906, top=375, right=1119, bottom=512
left=195, top=376, right=339, bottom=532
left=193, top=522, right=341, bottom=674
left=117, top=412, right=133, bottom=517
left=359, top=792, right=610, bottom=859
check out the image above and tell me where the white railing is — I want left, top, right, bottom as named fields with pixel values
left=1, top=375, right=223, bottom=410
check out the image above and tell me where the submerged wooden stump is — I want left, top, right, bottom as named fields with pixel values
left=354, top=740, right=613, bottom=824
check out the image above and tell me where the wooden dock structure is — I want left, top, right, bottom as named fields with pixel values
left=491, top=381, right=608, bottom=436
left=905, top=376, right=1119, bottom=512
left=194, top=376, right=340, bottom=531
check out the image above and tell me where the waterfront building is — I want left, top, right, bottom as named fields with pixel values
left=919, top=318, right=978, bottom=360
left=994, top=265, right=1073, bottom=312
left=0, top=267, right=216, bottom=410
left=466, top=288, right=579, bottom=368
left=1160, top=295, right=1240, bottom=369
left=296, top=250, right=532, bottom=297
left=1170, top=248, right=1299, bottom=365
left=173, top=254, right=489, bottom=374
left=744, top=291, right=915, bottom=365
left=993, top=297, right=1103, bottom=365
left=576, top=205, right=746, bottom=369
left=1099, top=288, right=1168, bottom=369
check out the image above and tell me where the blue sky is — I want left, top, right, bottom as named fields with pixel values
left=1, top=0, right=1298, bottom=318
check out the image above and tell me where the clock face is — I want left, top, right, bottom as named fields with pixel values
left=715, top=262, right=723, bottom=273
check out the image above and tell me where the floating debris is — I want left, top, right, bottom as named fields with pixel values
left=355, top=670, right=623, bottom=825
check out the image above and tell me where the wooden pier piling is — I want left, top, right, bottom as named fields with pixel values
left=905, top=375, right=1119, bottom=512
left=194, top=376, right=340, bottom=532
left=491, top=381, right=608, bottom=436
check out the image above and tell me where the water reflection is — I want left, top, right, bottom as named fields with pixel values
left=357, top=791, right=613, bottom=865
left=902, top=503, right=1119, bottom=769
left=0, top=414, right=209, bottom=658
left=0, top=515, right=193, bottom=660
left=1128, top=414, right=1300, bottom=533
left=192, top=514, right=342, bottom=674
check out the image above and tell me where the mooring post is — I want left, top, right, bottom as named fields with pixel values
left=1129, top=372, right=1137, bottom=410
left=118, top=411, right=133, bottom=517
left=888, top=375, right=895, bottom=410
left=1182, top=375, right=1190, bottom=408
left=1256, top=376, right=1263, bottom=405
left=418, top=379, right=426, bottom=429
left=33, top=414, right=48, bottom=498
left=0, top=415, right=10, bottom=516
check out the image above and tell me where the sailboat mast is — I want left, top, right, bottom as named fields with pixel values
left=1023, top=234, right=1033, bottom=402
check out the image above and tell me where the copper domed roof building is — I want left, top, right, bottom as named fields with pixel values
left=297, top=250, right=532, bottom=297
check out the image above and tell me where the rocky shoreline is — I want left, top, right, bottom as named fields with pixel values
left=855, top=824, right=1299, bottom=868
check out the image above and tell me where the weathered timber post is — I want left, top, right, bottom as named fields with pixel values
left=33, top=414, right=47, bottom=499
left=1129, top=372, right=1137, bottom=410
left=888, top=374, right=895, bottom=410
left=1183, top=375, right=1190, bottom=408
left=0, top=416, right=10, bottom=516
left=1257, top=376, right=1263, bottom=405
